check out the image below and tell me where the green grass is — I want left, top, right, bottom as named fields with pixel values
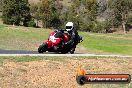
left=0, top=24, right=52, bottom=50
left=0, top=24, right=6, bottom=30
left=80, top=32, right=132, bottom=55
left=0, top=56, right=130, bottom=63
left=13, top=56, right=65, bottom=62
left=0, top=56, right=65, bottom=63
left=0, top=23, right=132, bottom=55
left=91, top=83, right=132, bottom=88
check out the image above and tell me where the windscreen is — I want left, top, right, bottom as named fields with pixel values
left=54, top=31, right=63, bottom=38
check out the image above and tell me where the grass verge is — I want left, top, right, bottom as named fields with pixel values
left=0, top=23, right=132, bottom=55
left=0, top=56, right=65, bottom=63
left=80, top=32, right=132, bottom=55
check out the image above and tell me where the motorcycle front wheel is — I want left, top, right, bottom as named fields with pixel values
left=70, top=48, right=75, bottom=54
left=38, top=43, right=48, bottom=53
left=70, top=45, right=76, bottom=54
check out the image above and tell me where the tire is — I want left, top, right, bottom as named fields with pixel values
left=70, top=45, right=76, bottom=54
left=60, top=50, right=68, bottom=54
left=60, top=46, right=69, bottom=54
left=38, top=43, right=48, bottom=53
left=76, top=76, right=86, bottom=85
left=70, top=48, right=75, bottom=54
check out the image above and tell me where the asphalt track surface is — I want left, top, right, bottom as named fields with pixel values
left=0, top=49, right=132, bottom=57
left=0, top=49, right=79, bottom=54
left=0, top=49, right=39, bottom=54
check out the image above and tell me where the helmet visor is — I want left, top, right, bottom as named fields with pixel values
left=66, top=26, right=72, bottom=29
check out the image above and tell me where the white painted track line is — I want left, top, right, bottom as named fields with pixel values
left=0, top=54, right=131, bottom=57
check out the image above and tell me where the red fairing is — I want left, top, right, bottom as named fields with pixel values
left=63, top=33, right=71, bottom=42
left=46, top=31, right=64, bottom=48
left=50, top=32, right=55, bottom=36
left=46, top=40, right=52, bottom=48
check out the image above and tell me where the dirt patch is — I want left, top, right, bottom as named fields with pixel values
left=0, top=57, right=132, bottom=88
left=75, top=46, right=90, bottom=54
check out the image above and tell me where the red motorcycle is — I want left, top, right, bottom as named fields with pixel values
left=38, top=30, right=83, bottom=54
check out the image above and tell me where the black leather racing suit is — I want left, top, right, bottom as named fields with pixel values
left=65, top=28, right=79, bottom=48
left=53, top=29, right=79, bottom=51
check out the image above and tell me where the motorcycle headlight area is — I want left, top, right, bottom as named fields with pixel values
left=49, top=36, right=56, bottom=43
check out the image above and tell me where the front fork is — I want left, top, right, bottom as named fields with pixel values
left=70, top=45, right=76, bottom=54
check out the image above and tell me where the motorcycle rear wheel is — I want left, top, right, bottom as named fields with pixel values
left=38, top=43, right=48, bottom=53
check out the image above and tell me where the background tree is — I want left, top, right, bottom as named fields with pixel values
left=37, top=0, right=62, bottom=28
left=38, top=0, right=51, bottom=28
left=60, top=0, right=98, bottom=31
left=49, top=0, right=61, bottom=28
left=126, top=14, right=132, bottom=31
left=79, top=0, right=98, bottom=31
left=97, top=0, right=107, bottom=15
left=30, top=3, right=40, bottom=27
left=0, top=0, right=3, bottom=12
left=21, top=0, right=32, bottom=26
left=2, top=0, right=31, bottom=26
left=108, top=0, right=132, bottom=33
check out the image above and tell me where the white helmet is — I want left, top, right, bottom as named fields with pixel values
left=66, top=22, right=74, bottom=31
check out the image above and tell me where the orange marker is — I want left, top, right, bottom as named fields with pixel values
left=77, top=65, right=86, bottom=76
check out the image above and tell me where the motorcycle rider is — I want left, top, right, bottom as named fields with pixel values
left=52, top=22, right=80, bottom=53
left=64, top=22, right=80, bottom=50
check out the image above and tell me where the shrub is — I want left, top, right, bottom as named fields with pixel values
left=27, top=19, right=36, bottom=27
left=126, top=15, right=132, bottom=31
